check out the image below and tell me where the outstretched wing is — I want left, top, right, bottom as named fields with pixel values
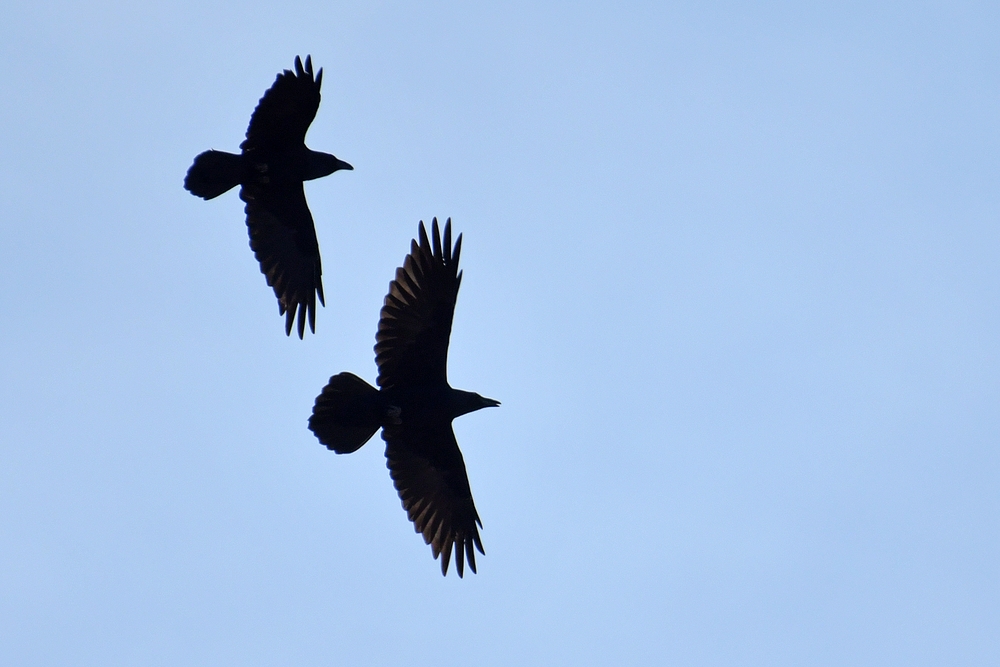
left=241, top=182, right=324, bottom=337
left=383, top=422, right=484, bottom=577
left=375, top=218, right=462, bottom=389
left=241, top=55, right=322, bottom=153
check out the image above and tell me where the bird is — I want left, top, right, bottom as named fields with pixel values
left=308, top=218, right=499, bottom=577
left=184, top=55, right=353, bottom=338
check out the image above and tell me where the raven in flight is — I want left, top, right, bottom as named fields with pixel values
left=184, top=56, right=352, bottom=338
left=309, top=219, right=499, bottom=577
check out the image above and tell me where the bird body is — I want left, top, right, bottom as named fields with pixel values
left=309, top=219, right=498, bottom=577
left=184, top=55, right=352, bottom=337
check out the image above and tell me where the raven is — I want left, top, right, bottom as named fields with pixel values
left=184, top=56, right=352, bottom=338
left=309, top=219, right=499, bottom=577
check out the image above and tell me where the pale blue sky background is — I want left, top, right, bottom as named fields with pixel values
left=1, top=2, right=998, bottom=665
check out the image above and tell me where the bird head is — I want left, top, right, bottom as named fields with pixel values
left=451, top=390, right=501, bottom=419
left=307, top=151, right=354, bottom=180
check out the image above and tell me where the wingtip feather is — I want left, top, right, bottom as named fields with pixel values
left=453, top=234, right=463, bottom=268
left=443, top=219, right=452, bottom=262
left=417, top=221, right=429, bottom=253
left=440, top=540, right=454, bottom=576
left=431, top=218, right=442, bottom=259
left=466, top=538, right=477, bottom=574
left=456, top=542, right=465, bottom=578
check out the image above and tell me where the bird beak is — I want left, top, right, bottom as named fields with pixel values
left=484, top=397, right=501, bottom=408
left=335, top=158, right=354, bottom=171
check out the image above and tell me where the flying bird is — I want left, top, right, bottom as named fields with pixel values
left=309, top=219, right=499, bottom=577
left=184, top=55, right=353, bottom=338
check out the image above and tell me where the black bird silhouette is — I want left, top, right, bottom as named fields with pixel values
left=184, top=55, right=352, bottom=337
left=309, top=219, right=499, bottom=577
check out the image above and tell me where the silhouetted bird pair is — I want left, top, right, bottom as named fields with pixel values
left=185, top=56, right=497, bottom=576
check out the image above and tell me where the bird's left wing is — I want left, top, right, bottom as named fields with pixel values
left=383, top=421, right=485, bottom=577
left=375, top=218, right=461, bottom=389
left=241, top=182, right=324, bottom=337
left=241, top=55, right=322, bottom=153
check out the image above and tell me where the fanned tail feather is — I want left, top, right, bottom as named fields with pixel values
left=184, top=150, right=243, bottom=200
left=309, top=373, right=381, bottom=454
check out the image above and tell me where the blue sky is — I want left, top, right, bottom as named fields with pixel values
left=1, top=2, right=998, bottom=665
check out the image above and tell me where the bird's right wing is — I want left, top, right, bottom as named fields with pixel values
left=383, top=421, right=484, bottom=577
left=241, top=182, right=324, bottom=337
left=375, top=218, right=462, bottom=389
left=241, top=55, right=322, bottom=153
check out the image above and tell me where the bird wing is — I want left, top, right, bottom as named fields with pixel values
left=383, top=421, right=484, bottom=577
left=241, top=182, right=324, bottom=338
left=375, top=218, right=462, bottom=389
left=241, top=55, right=322, bottom=153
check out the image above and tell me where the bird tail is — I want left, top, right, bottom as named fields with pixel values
left=184, top=150, right=243, bottom=200
left=309, top=373, right=382, bottom=454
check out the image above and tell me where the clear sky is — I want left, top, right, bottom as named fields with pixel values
left=1, top=2, right=998, bottom=665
